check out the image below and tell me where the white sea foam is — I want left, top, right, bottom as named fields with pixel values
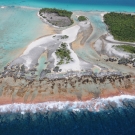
left=0, top=95, right=134, bottom=114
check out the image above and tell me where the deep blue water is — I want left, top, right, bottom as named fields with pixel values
left=0, top=99, right=134, bottom=135
left=0, top=106, right=135, bottom=135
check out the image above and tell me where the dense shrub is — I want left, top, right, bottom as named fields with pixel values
left=104, top=12, right=135, bottom=42
left=39, top=8, right=72, bottom=18
left=55, top=43, right=73, bottom=65
left=78, top=16, right=87, bottom=21
left=116, top=45, right=135, bottom=53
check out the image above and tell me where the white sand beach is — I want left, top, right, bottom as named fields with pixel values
left=10, top=24, right=82, bottom=70
left=52, top=43, right=81, bottom=71
left=1, top=6, right=5, bottom=9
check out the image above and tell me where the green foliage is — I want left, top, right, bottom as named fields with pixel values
left=78, top=16, right=87, bottom=21
left=104, top=12, right=135, bottom=42
left=39, top=8, right=72, bottom=18
left=55, top=43, right=73, bottom=65
left=116, top=45, right=135, bottom=53
left=61, top=35, right=69, bottom=39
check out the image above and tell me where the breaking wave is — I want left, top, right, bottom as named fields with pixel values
left=0, top=95, right=135, bottom=114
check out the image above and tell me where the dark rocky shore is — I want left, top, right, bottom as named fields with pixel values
left=40, top=12, right=73, bottom=27
left=0, top=63, right=134, bottom=103
left=39, top=8, right=73, bottom=27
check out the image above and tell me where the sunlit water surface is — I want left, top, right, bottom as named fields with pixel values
left=0, top=0, right=135, bottom=134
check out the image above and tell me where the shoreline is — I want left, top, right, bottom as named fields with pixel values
left=0, top=7, right=135, bottom=107
left=0, top=94, right=134, bottom=113
left=1, top=3, right=135, bottom=134
left=0, top=93, right=135, bottom=105
left=0, top=70, right=134, bottom=105
left=1, top=5, right=135, bottom=14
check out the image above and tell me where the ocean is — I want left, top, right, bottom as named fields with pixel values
left=0, top=97, right=135, bottom=135
left=0, top=0, right=135, bottom=12
left=0, top=0, right=135, bottom=134
left=0, top=109, right=135, bottom=135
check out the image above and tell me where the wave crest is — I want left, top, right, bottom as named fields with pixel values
left=0, top=95, right=134, bottom=114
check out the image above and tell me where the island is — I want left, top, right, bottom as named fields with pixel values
left=39, top=8, right=73, bottom=27
left=78, top=16, right=87, bottom=21
left=0, top=9, right=135, bottom=105
left=104, top=12, right=135, bottom=42
left=55, top=43, right=73, bottom=65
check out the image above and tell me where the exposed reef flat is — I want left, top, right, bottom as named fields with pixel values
left=0, top=68, right=134, bottom=104
left=0, top=10, right=135, bottom=104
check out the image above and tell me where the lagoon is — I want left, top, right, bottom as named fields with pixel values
left=0, top=6, right=46, bottom=70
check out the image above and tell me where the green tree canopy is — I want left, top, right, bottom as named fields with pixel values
left=104, top=12, right=135, bottom=42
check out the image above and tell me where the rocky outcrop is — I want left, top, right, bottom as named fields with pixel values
left=0, top=65, right=134, bottom=104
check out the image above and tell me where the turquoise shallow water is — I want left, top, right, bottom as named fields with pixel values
left=0, top=6, right=46, bottom=70
left=0, top=0, right=135, bottom=12
left=37, top=53, right=47, bottom=76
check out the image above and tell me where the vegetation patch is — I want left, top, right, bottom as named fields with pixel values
left=39, top=8, right=72, bottom=18
left=78, top=16, right=87, bottom=21
left=115, top=45, right=135, bottom=53
left=104, top=12, right=135, bottom=42
left=55, top=43, right=73, bottom=65
left=39, top=8, right=74, bottom=27
left=61, top=35, right=69, bottom=39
